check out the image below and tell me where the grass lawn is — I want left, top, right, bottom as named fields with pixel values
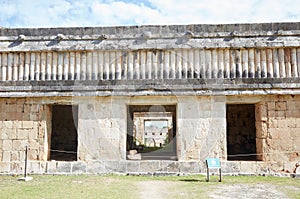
left=0, top=174, right=300, bottom=199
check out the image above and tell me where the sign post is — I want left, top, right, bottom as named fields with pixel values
left=18, top=146, right=33, bottom=182
left=206, top=158, right=221, bottom=182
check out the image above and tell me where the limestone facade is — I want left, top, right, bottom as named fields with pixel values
left=0, top=23, right=300, bottom=174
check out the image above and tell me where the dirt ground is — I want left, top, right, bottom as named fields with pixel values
left=209, top=183, right=289, bottom=199
left=138, top=180, right=293, bottom=199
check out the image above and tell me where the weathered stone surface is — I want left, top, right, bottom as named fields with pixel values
left=126, top=161, right=140, bottom=173
left=140, top=161, right=161, bottom=172
left=3, top=140, right=12, bottom=151
left=179, top=162, right=200, bottom=173
left=46, top=161, right=57, bottom=173
left=56, top=162, right=71, bottom=173
left=72, top=162, right=87, bottom=173
left=86, top=161, right=106, bottom=174
left=221, top=161, right=241, bottom=173
left=0, top=162, right=10, bottom=173
left=160, top=161, right=180, bottom=173
left=104, top=161, right=121, bottom=172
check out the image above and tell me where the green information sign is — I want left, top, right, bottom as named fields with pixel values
left=206, top=158, right=221, bottom=168
left=206, top=158, right=222, bottom=182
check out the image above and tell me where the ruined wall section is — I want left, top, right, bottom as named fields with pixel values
left=0, top=98, right=51, bottom=172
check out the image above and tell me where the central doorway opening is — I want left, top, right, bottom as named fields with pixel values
left=226, top=104, right=257, bottom=161
left=127, top=105, right=177, bottom=160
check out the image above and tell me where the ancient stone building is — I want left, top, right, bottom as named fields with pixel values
left=0, top=22, right=300, bottom=174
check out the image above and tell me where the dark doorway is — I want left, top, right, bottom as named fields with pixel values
left=127, top=105, right=177, bottom=160
left=226, top=104, right=257, bottom=161
left=50, top=105, right=78, bottom=161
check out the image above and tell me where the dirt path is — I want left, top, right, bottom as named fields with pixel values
left=137, top=180, right=291, bottom=199
left=209, top=183, right=289, bottom=199
left=138, top=181, right=179, bottom=199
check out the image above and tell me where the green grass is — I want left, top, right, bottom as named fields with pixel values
left=0, top=174, right=300, bottom=199
left=0, top=175, right=139, bottom=199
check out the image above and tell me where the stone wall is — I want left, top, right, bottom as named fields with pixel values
left=256, top=95, right=300, bottom=170
left=0, top=98, right=50, bottom=172
left=1, top=95, right=300, bottom=174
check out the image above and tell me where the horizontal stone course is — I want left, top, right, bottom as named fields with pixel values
left=0, top=160, right=292, bottom=176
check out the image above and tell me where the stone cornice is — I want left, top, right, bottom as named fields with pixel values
left=0, top=78, right=299, bottom=97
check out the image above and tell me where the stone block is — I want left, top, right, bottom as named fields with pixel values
left=28, top=149, right=38, bottom=160
left=29, top=140, right=40, bottom=150
left=104, top=161, right=120, bottom=172
left=3, top=121, right=14, bottom=129
left=129, top=150, right=137, bottom=155
left=118, top=161, right=127, bottom=173
left=46, top=161, right=58, bottom=173
left=140, top=161, right=160, bottom=172
left=127, top=153, right=141, bottom=160
left=28, top=161, right=42, bottom=174
left=19, top=151, right=25, bottom=162
left=126, top=161, right=140, bottom=172
left=87, top=161, right=105, bottom=174
left=17, top=129, right=29, bottom=139
left=0, top=132, right=8, bottom=140
left=179, top=161, right=200, bottom=173
left=275, top=101, right=286, bottom=111
left=7, top=128, right=17, bottom=139
left=240, top=161, right=258, bottom=174
left=29, top=129, right=38, bottom=140
left=57, top=162, right=72, bottom=173
left=221, top=161, right=241, bottom=173
left=268, top=110, right=275, bottom=118
left=11, top=151, right=19, bottom=161
left=267, top=102, right=276, bottom=110
left=10, top=162, right=23, bottom=174
left=22, top=121, right=34, bottom=129
left=72, top=162, right=87, bottom=173
left=276, top=110, right=286, bottom=118
left=2, top=151, right=11, bottom=161
left=0, top=162, right=10, bottom=172
left=3, top=140, right=12, bottom=151
left=12, top=140, right=22, bottom=151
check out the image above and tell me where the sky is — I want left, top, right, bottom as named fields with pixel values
left=0, top=0, right=299, bottom=28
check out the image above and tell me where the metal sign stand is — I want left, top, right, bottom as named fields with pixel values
left=18, top=146, right=33, bottom=182
left=206, top=158, right=221, bottom=182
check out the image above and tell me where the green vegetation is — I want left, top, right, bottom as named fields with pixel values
left=0, top=174, right=300, bottom=199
